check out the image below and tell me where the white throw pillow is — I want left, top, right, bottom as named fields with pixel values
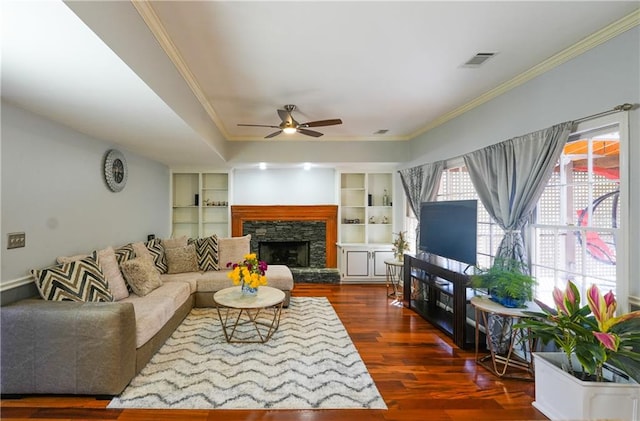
left=218, top=234, right=251, bottom=269
left=98, top=246, right=129, bottom=300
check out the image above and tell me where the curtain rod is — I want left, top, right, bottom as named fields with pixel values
left=573, top=103, right=634, bottom=124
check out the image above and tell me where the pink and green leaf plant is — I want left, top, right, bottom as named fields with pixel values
left=517, top=280, right=640, bottom=382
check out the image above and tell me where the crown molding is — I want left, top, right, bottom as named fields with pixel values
left=131, top=1, right=231, bottom=139
left=410, top=9, right=640, bottom=140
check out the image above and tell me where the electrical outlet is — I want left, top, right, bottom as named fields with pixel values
left=7, top=232, right=26, bottom=249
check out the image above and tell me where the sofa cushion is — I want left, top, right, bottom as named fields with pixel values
left=263, top=265, right=295, bottom=290
left=160, top=272, right=200, bottom=294
left=162, top=236, right=188, bottom=250
left=120, top=257, right=163, bottom=296
left=98, top=246, right=129, bottom=301
left=119, top=294, right=175, bottom=348
left=145, top=281, right=191, bottom=312
left=218, top=234, right=251, bottom=269
left=31, top=253, right=113, bottom=302
left=196, top=270, right=234, bottom=293
left=195, top=235, right=219, bottom=271
left=165, top=244, right=199, bottom=274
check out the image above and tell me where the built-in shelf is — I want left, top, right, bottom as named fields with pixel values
left=171, top=172, right=229, bottom=238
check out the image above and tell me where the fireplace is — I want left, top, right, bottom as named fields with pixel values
left=259, top=241, right=310, bottom=267
left=231, top=205, right=338, bottom=268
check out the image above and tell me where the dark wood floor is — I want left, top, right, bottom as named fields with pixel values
left=0, top=284, right=547, bottom=420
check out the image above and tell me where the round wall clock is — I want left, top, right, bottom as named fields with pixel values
left=104, top=149, right=128, bottom=192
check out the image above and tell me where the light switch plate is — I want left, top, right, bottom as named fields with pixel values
left=7, top=232, right=26, bottom=249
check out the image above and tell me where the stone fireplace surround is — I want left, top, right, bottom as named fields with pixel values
left=246, top=222, right=324, bottom=267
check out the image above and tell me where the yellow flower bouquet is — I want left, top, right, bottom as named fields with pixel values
left=226, top=253, right=268, bottom=295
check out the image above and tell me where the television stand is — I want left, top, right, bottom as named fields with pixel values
left=403, top=255, right=477, bottom=349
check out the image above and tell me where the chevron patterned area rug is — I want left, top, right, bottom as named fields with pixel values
left=108, top=297, right=387, bottom=409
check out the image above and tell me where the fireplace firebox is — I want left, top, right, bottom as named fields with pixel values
left=259, top=241, right=310, bottom=267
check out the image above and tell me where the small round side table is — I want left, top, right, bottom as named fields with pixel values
left=384, top=259, right=404, bottom=300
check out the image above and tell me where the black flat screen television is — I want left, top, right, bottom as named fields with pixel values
left=419, top=199, right=478, bottom=266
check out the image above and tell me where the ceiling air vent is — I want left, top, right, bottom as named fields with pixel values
left=374, top=129, right=389, bottom=135
left=462, top=52, right=497, bottom=68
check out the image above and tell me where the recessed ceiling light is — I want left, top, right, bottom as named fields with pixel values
left=259, top=162, right=267, bottom=170
left=303, top=163, right=311, bottom=171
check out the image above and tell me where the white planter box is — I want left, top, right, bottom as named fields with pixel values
left=533, top=352, right=640, bottom=421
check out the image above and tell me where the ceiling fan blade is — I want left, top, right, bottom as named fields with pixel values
left=298, top=128, right=323, bottom=138
left=238, top=124, right=280, bottom=128
left=300, top=119, right=343, bottom=128
left=265, top=130, right=282, bottom=139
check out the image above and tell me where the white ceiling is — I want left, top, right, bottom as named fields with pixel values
left=2, top=1, right=638, bottom=167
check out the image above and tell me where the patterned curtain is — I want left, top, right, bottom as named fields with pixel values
left=463, top=121, right=573, bottom=267
left=399, top=161, right=445, bottom=251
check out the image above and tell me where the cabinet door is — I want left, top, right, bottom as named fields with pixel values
left=346, top=250, right=369, bottom=277
left=372, top=250, right=394, bottom=277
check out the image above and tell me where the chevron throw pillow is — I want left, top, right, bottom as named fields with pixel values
left=145, top=238, right=168, bottom=274
left=195, top=235, right=219, bottom=271
left=114, top=244, right=136, bottom=265
left=31, top=253, right=113, bottom=302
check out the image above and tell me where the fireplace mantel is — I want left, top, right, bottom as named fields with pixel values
left=231, top=205, right=338, bottom=268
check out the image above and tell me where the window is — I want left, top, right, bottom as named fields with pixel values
left=403, top=113, right=628, bottom=309
left=531, top=114, right=626, bottom=307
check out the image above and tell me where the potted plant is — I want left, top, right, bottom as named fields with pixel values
left=517, top=281, right=640, bottom=420
left=470, top=258, right=536, bottom=308
left=392, top=231, right=409, bottom=261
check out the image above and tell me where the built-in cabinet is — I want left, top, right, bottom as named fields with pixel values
left=171, top=172, right=229, bottom=239
left=338, top=171, right=394, bottom=282
left=338, top=245, right=394, bottom=282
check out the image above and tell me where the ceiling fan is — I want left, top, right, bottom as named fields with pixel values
left=238, top=104, right=342, bottom=138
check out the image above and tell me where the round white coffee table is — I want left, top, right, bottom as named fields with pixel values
left=213, top=286, right=285, bottom=343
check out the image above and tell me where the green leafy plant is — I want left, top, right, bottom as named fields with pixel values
left=517, top=281, right=640, bottom=382
left=470, top=258, right=536, bottom=308
left=392, top=231, right=409, bottom=260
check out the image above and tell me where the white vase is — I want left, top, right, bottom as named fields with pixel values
left=532, top=352, right=640, bottom=421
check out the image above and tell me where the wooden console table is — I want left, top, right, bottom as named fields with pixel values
left=403, top=255, right=475, bottom=349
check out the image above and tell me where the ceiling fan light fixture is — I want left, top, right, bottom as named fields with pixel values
left=283, top=127, right=297, bottom=134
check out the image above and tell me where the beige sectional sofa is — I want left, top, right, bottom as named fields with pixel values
left=0, top=234, right=294, bottom=397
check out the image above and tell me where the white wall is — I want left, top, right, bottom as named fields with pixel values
left=232, top=168, right=337, bottom=205
left=406, top=27, right=640, bottom=300
left=1, top=101, right=170, bottom=297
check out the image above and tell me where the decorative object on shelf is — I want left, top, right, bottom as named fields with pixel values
left=369, top=216, right=376, bottom=224
left=195, top=194, right=199, bottom=206
left=516, top=281, right=640, bottom=420
left=382, top=189, right=390, bottom=206
left=103, top=149, right=127, bottom=192
left=470, top=258, right=535, bottom=308
left=368, top=194, right=372, bottom=206
left=382, top=216, right=388, bottom=224
left=226, top=253, right=268, bottom=296
left=392, top=231, right=409, bottom=261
